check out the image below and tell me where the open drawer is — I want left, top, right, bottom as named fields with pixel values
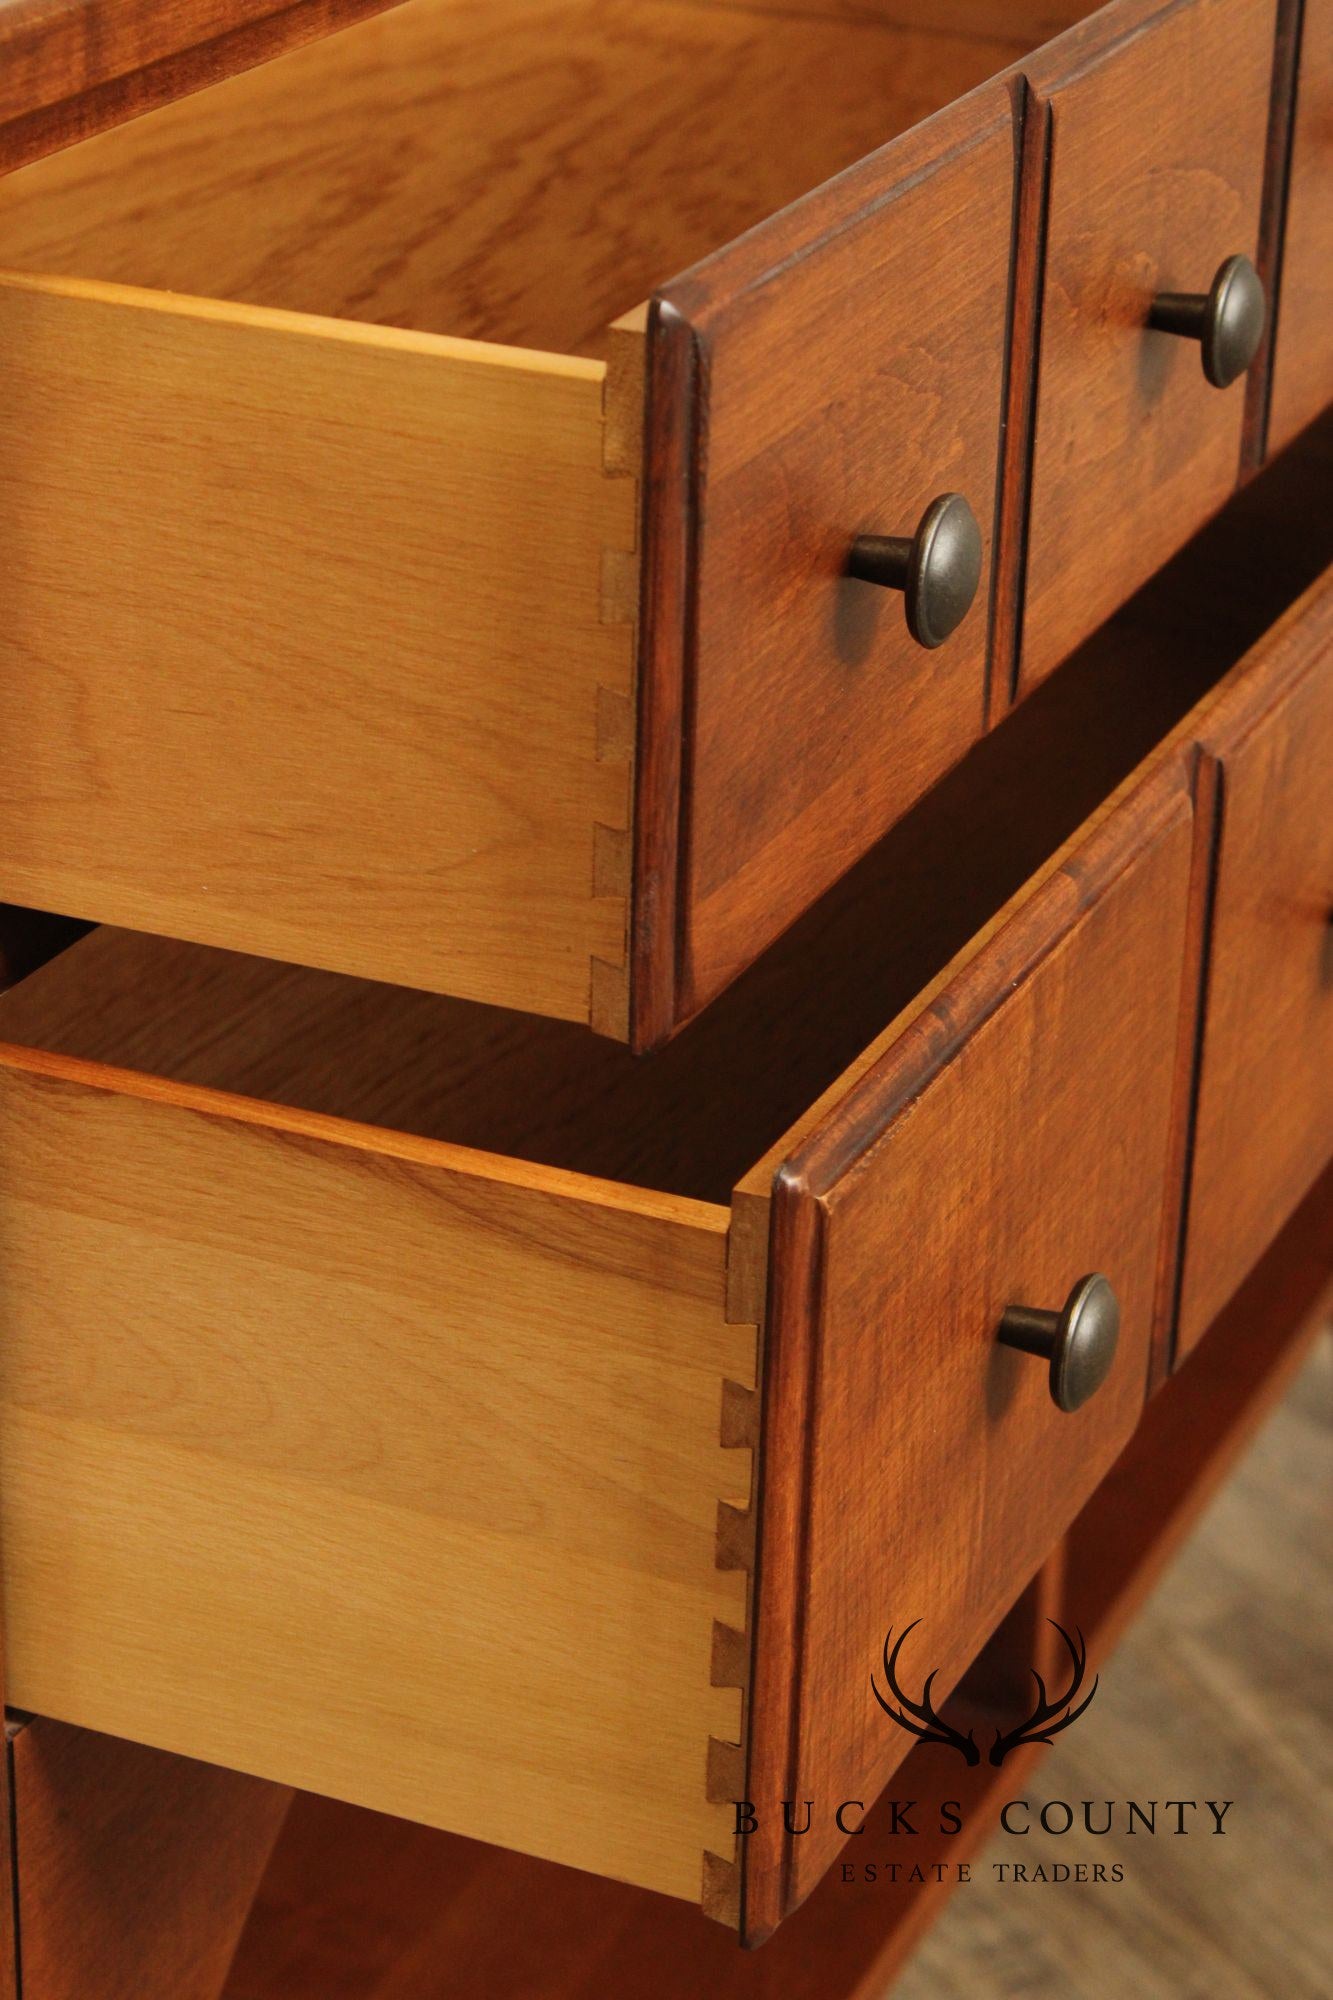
left=0, top=743, right=1196, bottom=1944
left=0, top=0, right=1070, bottom=1049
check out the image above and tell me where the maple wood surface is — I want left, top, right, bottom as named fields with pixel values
left=1269, top=0, right=1333, bottom=449
left=1177, top=569, right=1333, bottom=1353
left=0, top=269, right=637, bottom=1030
left=639, top=90, right=1015, bottom=1042
left=1020, top=0, right=1276, bottom=695
left=749, top=755, right=1196, bottom=1927
left=217, top=1180, right=1329, bottom=1995
left=1066, top=1162, right=1333, bottom=1654
left=0, top=0, right=1037, bottom=356
left=0, top=1016, right=753, bottom=1905
left=0, top=416, right=1318, bottom=1940
left=5, top=1714, right=291, bottom=2000
left=221, top=1582, right=1057, bottom=2000
left=0, top=0, right=413, bottom=166
left=1, top=0, right=1317, bottom=1048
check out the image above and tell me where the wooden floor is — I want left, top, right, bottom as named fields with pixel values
left=222, top=1337, right=1331, bottom=1999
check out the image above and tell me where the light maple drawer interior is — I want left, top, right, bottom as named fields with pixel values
left=0, top=0, right=1086, bottom=1049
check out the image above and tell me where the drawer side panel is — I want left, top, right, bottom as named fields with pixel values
left=0, top=272, right=637, bottom=1029
left=0, top=1055, right=748, bottom=1906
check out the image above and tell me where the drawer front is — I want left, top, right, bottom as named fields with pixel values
left=636, top=90, right=1015, bottom=1045
left=1178, top=574, right=1333, bottom=1353
left=746, top=755, right=1195, bottom=1928
left=1020, top=0, right=1275, bottom=695
left=1270, top=0, right=1333, bottom=452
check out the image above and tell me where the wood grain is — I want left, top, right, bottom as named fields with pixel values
left=1268, top=0, right=1333, bottom=449
left=0, top=0, right=1028, bottom=357
left=1176, top=569, right=1333, bottom=1353
left=1067, top=1162, right=1332, bottom=1656
left=746, top=751, right=1197, bottom=1930
left=1019, top=0, right=1276, bottom=695
left=221, top=1577, right=1057, bottom=1997
left=0, top=269, right=636, bottom=1029
left=1241, top=0, right=1304, bottom=470
left=219, top=1175, right=1329, bottom=1991
left=638, top=90, right=1017, bottom=1043
left=0, top=422, right=1320, bottom=1216
left=6, top=1713, right=291, bottom=2000
left=0, top=0, right=411, bottom=168
left=0, top=1038, right=752, bottom=1905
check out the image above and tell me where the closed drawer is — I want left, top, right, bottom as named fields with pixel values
left=1020, top=0, right=1276, bottom=695
left=0, top=739, right=1195, bottom=1938
left=1177, top=569, right=1333, bottom=1355
left=1269, top=0, right=1333, bottom=451
left=0, top=0, right=1026, bottom=1050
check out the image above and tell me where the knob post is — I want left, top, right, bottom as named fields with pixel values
left=847, top=491, right=982, bottom=650
left=1148, top=253, right=1266, bottom=389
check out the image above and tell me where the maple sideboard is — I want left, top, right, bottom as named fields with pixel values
left=0, top=0, right=1327, bottom=1990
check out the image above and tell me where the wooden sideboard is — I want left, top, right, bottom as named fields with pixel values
left=0, top=0, right=1326, bottom=1988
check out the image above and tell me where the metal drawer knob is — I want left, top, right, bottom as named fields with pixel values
left=1148, top=253, right=1266, bottom=389
left=848, top=492, right=983, bottom=650
left=997, top=1273, right=1121, bottom=1414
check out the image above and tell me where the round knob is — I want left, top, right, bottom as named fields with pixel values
left=847, top=492, right=983, bottom=649
left=997, top=1274, right=1121, bottom=1414
left=1148, top=253, right=1266, bottom=389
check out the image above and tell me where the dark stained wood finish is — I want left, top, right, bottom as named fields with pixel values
left=1268, top=0, right=1333, bottom=450
left=1241, top=0, right=1305, bottom=470
left=1018, top=0, right=1276, bottom=696
left=634, top=89, right=1017, bottom=1047
left=1066, top=1160, right=1332, bottom=1649
left=0, top=0, right=410, bottom=170
left=743, top=750, right=1198, bottom=1932
left=4, top=1713, right=291, bottom=1998
left=1176, top=569, right=1333, bottom=1355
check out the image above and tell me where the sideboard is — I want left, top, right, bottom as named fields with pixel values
left=0, top=0, right=1327, bottom=1987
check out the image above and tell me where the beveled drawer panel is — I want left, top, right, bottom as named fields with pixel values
left=1019, top=0, right=1276, bottom=696
left=743, top=751, right=1195, bottom=1933
left=0, top=0, right=1029, bottom=1051
left=1178, top=568, right=1333, bottom=1355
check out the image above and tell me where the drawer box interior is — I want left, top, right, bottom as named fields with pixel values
left=0, top=0, right=1098, bottom=1048
left=0, top=419, right=1323, bottom=1928
left=0, top=0, right=1088, bottom=354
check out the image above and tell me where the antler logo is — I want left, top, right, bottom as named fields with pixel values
left=872, top=1620, right=1099, bottom=1767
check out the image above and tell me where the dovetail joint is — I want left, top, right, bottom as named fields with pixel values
left=702, top=1360, right=759, bottom=1930
left=589, top=316, right=646, bottom=1040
